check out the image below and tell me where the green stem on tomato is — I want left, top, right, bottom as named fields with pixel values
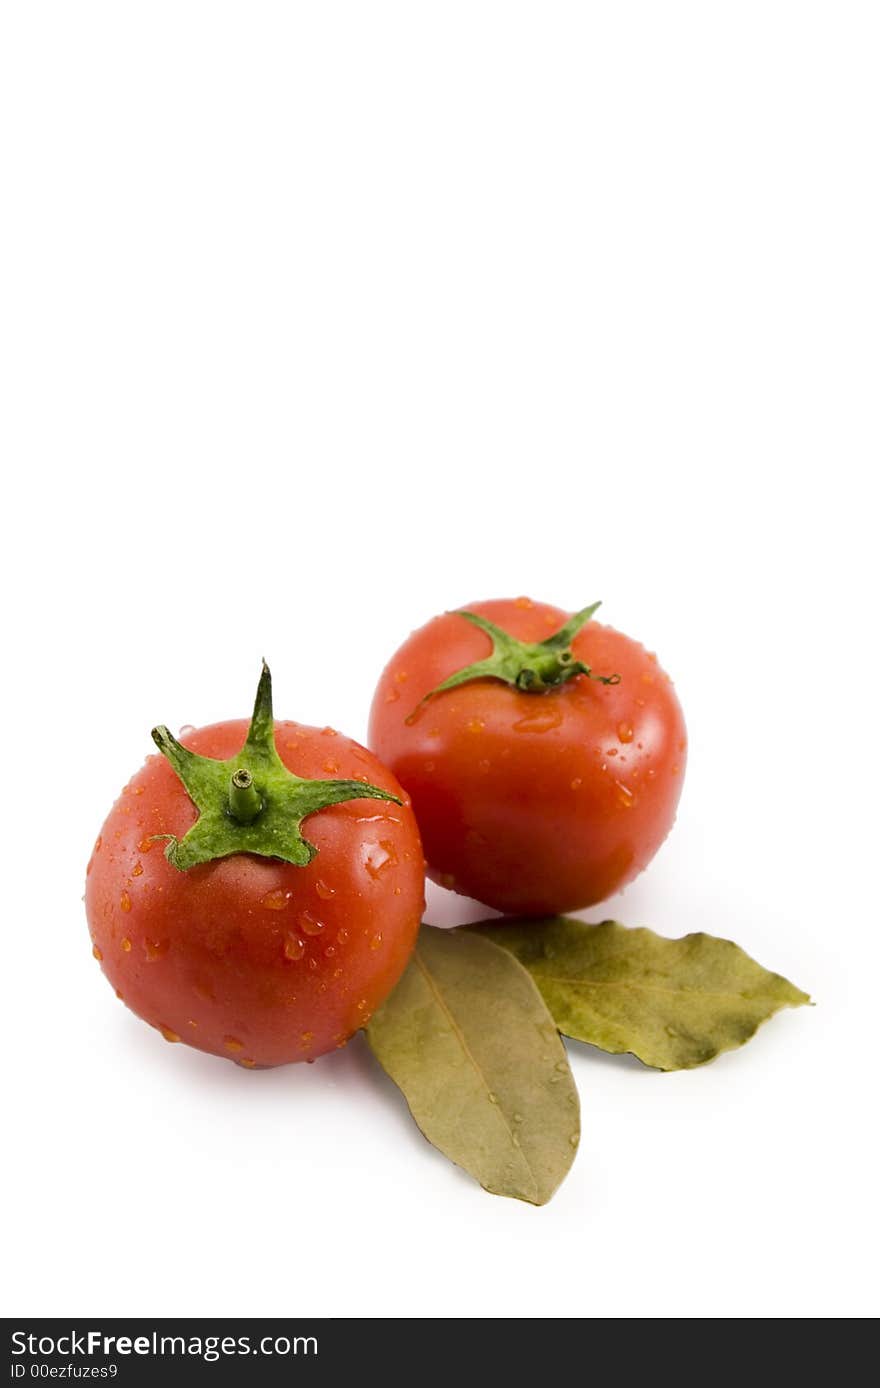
left=227, top=767, right=263, bottom=824
left=152, top=661, right=401, bottom=872
left=408, top=603, right=620, bottom=721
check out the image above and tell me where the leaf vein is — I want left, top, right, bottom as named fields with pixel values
left=413, top=948, right=535, bottom=1187
left=536, top=975, right=757, bottom=1001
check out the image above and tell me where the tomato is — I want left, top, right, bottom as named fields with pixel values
left=368, top=598, right=686, bottom=915
left=86, top=674, right=424, bottom=1067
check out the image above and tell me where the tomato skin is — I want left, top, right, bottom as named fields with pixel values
left=85, top=721, right=424, bottom=1067
left=368, top=599, right=686, bottom=916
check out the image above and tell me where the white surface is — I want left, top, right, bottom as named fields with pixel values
left=2, top=2, right=878, bottom=1320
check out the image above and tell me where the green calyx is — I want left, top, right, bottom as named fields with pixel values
left=410, top=602, right=620, bottom=717
left=151, top=662, right=401, bottom=871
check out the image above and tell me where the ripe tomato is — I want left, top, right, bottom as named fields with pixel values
left=86, top=684, right=424, bottom=1067
left=368, top=598, right=686, bottom=915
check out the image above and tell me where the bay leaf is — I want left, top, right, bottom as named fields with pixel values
left=365, top=925, right=579, bottom=1205
left=471, top=918, right=810, bottom=1071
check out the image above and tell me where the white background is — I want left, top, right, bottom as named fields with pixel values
left=2, top=2, right=877, bottom=1320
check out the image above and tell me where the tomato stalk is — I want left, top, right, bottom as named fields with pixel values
left=227, top=767, right=263, bottom=823
left=409, top=603, right=620, bottom=719
left=151, top=662, right=401, bottom=870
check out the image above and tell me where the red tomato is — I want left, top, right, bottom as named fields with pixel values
left=368, top=598, right=686, bottom=915
left=86, top=720, right=424, bottom=1067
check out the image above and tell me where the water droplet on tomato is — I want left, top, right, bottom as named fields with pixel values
left=239, top=1058, right=256, bottom=1068
left=178, top=724, right=196, bottom=738
left=466, top=718, right=485, bottom=733
left=284, top=934, right=306, bottom=961
left=300, top=1031, right=314, bottom=1046
left=337, top=927, right=350, bottom=944
left=315, top=879, right=335, bottom=900
left=356, top=999, right=367, bottom=1011
left=570, top=777, right=582, bottom=790
left=120, top=891, right=132, bottom=913
left=513, top=707, right=563, bottom=734
left=144, top=938, right=169, bottom=961
left=92, top=943, right=103, bottom=961
left=298, top=911, right=324, bottom=936
left=224, top=1036, right=244, bottom=1052
left=322, top=759, right=339, bottom=774
left=262, top=888, right=292, bottom=911
left=364, top=841, right=397, bottom=879
left=138, top=836, right=154, bottom=854
left=321, top=726, right=337, bottom=738
left=514, top=596, right=534, bottom=609
left=324, top=945, right=336, bottom=958
left=159, top=1025, right=180, bottom=1043
left=94, top=835, right=103, bottom=854
left=617, top=721, right=634, bottom=743
left=370, top=933, right=383, bottom=951
left=385, top=686, right=400, bottom=703
left=131, top=861, right=144, bottom=877
left=614, top=780, right=636, bottom=808
left=121, top=937, right=132, bottom=952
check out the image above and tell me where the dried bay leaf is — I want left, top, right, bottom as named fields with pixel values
left=471, top=918, right=810, bottom=1071
left=365, top=926, right=579, bottom=1204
